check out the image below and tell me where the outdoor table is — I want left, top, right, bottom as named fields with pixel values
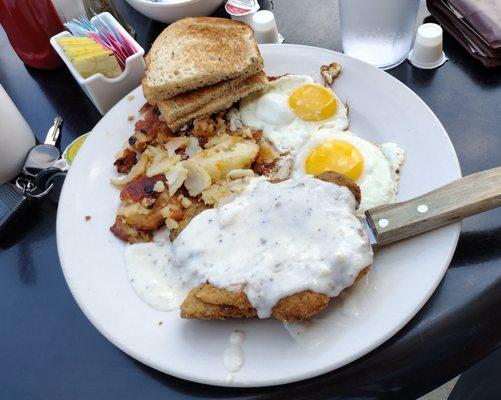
left=1, top=1, right=500, bottom=398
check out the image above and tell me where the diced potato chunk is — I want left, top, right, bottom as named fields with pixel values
left=111, top=149, right=152, bottom=187
left=146, top=146, right=180, bottom=177
left=166, top=163, right=188, bottom=196
left=182, top=159, right=212, bottom=196
left=201, top=182, right=234, bottom=206
left=193, top=134, right=259, bottom=181
left=118, top=201, right=151, bottom=218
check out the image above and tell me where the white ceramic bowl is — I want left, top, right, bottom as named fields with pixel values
left=124, top=0, right=225, bottom=24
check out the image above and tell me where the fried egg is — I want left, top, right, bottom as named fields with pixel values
left=293, top=129, right=404, bottom=214
left=239, top=75, right=349, bottom=153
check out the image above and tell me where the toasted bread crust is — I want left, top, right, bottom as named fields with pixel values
left=159, top=72, right=269, bottom=132
left=143, top=17, right=263, bottom=103
left=157, top=74, right=251, bottom=123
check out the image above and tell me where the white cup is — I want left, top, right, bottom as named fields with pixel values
left=0, top=84, right=36, bottom=184
left=408, top=23, right=448, bottom=69
left=252, top=10, right=280, bottom=44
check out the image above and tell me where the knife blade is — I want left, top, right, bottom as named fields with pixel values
left=363, top=219, right=378, bottom=249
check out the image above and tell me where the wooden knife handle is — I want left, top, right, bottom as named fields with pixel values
left=365, top=167, right=501, bottom=247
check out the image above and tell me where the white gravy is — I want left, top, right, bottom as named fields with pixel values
left=223, top=330, right=245, bottom=372
left=125, top=176, right=373, bottom=318
left=125, top=241, right=187, bottom=311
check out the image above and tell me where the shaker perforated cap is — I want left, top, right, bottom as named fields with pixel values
left=408, top=23, right=448, bottom=69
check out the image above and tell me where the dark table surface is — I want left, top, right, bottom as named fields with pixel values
left=1, top=1, right=500, bottom=399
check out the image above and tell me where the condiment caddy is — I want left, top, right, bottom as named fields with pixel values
left=50, top=12, right=145, bottom=115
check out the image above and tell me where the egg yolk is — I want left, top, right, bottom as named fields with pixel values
left=305, top=140, right=364, bottom=181
left=289, top=84, right=337, bottom=121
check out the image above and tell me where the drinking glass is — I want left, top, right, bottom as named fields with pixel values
left=339, top=0, right=421, bottom=70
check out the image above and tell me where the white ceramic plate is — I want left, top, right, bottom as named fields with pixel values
left=57, top=44, right=461, bottom=387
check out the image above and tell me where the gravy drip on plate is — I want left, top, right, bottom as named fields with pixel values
left=223, top=330, right=246, bottom=373
left=126, top=176, right=373, bottom=318
left=125, top=241, right=187, bottom=311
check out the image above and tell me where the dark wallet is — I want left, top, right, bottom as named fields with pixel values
left=427, top=0, right=501, bottom=67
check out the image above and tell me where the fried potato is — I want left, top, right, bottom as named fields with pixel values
left=114, top=148, right=137, bottom=174
left=169, top=199, right=209, bottom=241
left=193, top=134, right=259, bottom=181
left=320, top=62, right=342, bottom=86
left=110, top=216, right=152, bottom=243
left=122, top=191, right=170, bottom=231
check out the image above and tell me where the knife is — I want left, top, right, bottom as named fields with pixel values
left=363, top=166, right=501, bottom=249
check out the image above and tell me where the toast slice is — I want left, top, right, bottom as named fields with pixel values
left=143, top=17, right=264, bottom=104
left=158, top=71, right=269, bottom=132
left=157, top=74, right=251, bottom=124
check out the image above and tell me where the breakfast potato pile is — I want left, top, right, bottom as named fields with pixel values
left=110, top=104, right=287, bottom=243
